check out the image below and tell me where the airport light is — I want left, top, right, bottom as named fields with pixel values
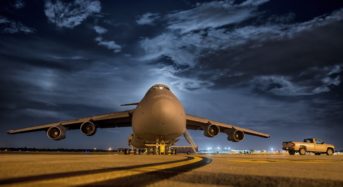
left=108, top=147, right=112, bottom=151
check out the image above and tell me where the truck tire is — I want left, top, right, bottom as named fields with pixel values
left=299, top=148, right=306, bottom=155
left=288, top=150, right=295, bottom=155
left=326, top=148, right=334, bottom=156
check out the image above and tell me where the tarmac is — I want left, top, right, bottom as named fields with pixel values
left=0, top=153, right=342, bottom=186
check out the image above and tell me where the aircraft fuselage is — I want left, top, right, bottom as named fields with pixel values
left=130, top=85, right=186, bottom=148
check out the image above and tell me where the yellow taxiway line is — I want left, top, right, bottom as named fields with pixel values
left=6, top=156, right=203, bottom=186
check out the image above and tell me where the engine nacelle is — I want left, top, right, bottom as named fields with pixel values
left=227, top=129, right=244, bottom=142
left=80, top=121, right=97, bottom=136
left=47, top=125, right=66, bottom=140
left=204, top=125, right=220, bottom=137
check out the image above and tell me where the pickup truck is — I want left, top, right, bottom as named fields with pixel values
left=282, top=138, right=335, bottom=156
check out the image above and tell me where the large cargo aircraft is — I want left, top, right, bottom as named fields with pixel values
left=8, top=84, right=270, bottom=154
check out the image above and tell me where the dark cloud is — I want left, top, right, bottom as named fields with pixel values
left=166, top=0, right=267, bottom=33
left=181, top=22, right=343, bottom=93
left=44, top=0, right=101, bottom=28
left=0, top=16, right=34, bottom=34
left=250, top=64, right=342, bottom=96
left=95, top=36, right=122, bottom=53
left=136, top=12, right=160, bottom=25
left=140, top=3, right=342, bottom=68
left=14, top=0, right=25, bottom=9
left=93, top=25, right=107, bottom=34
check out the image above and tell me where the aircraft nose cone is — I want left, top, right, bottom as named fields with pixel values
left=153, top=99, right=176, bottom=124
left=151, top=99, right=185, bottom=133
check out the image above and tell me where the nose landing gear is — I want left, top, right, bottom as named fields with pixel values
left=145, top=139, right=173, bottom=155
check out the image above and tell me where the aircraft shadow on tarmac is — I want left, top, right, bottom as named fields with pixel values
left=0, top=156, right=211, bottom=186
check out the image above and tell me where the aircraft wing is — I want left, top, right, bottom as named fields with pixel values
left=7, top=110, right=133, bottom=134
left=186, top=114, right=270, bottom=138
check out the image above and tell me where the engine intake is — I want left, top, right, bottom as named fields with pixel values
left=204, top=124, right=220, bottom=137
left=80, top=121, right=97, bottom=136
left=227, top=129, right=244, bottom=142
left=47, top=125, right=66, bottom=140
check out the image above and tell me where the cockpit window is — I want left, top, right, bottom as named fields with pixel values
left=152, top=84, right=170, bottom=91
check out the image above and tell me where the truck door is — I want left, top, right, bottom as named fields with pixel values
left=314, top=139, right=326, bottom=152
left=306, top=143, right=315, bottom=152
left=304, top=139, right=315, bottom=151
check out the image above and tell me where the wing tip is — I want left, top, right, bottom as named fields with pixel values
left=7, top=130, right=14, bottom=134
left=260, top=133, right=271, bottom=138
left=120, top=102, right=139, bottom=106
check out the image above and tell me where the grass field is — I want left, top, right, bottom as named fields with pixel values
left=0, top=153, right=342, bottom=186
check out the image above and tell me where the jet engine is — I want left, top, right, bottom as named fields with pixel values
left=227, top=129, right=244, bottom=142
left=47, top=125, right=66, bottom=140
left=204, top=125, right=220, bottom=137
left=80, top=121, right=97, bottom=136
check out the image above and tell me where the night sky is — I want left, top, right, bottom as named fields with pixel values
left=1, top=0, right=342, bottom=151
